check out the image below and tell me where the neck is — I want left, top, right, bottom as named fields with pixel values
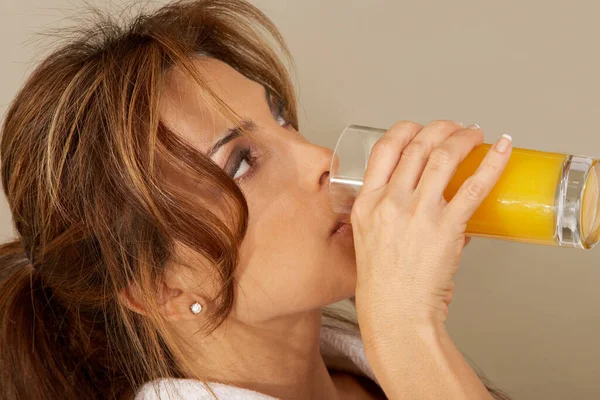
left=188, top=309, right=339, bottom=400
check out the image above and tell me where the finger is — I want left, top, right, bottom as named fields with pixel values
left=359, top=121, right=422, bottom=195
left=416, top=127, right=484, bottom=203
left=387, top=120, right=464, bottom=197
left=445, top=134, right=513, bottom=224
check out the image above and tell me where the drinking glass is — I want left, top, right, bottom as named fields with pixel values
left=329, top=125, right=600, bottom=249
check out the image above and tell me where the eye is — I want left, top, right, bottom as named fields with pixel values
left=276, top=112, right=290, bottom=128
left=266, top=87, right=292, bottom=128
left=229, top=147, right=256, bottom=182
left=233, top=157, right=251, bottom=180
left=274, top=101, right=292, bottom=129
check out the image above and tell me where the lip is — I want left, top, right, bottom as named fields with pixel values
left=330, top=221, right=344, bottom=236
left=330, top=221, right=352, bottom=236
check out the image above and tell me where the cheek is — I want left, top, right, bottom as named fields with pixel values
left=229, top=178, right=356, bottom=320
left=231, top=227, right=357, bottom=320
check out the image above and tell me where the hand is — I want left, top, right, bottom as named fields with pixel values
left=351, top=120, right=512, bottom=333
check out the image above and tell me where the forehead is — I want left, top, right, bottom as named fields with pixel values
left=159, top=57, right=264, bottom=151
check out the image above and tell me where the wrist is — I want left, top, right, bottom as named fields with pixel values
left=356, top=295, right=448, bottom=343
left=360, top=315, right=446, bottom=364
left=360, top=318, right=492, bottom=400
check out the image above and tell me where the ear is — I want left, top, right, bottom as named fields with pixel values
left=119, top=244, right=217, bottom=321
left=119, top=271, right=208, bottom=322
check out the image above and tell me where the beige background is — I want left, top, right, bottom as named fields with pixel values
left=2, top=0, right=600, bottom=398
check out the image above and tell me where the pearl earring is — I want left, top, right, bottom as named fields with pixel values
left=190, top=302, right=203, bottom=315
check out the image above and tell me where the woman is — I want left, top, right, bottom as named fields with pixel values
left=0, top=0, right=513, bottom=399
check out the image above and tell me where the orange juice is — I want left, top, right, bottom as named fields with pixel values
left=443, top=145, right=566, bottom=245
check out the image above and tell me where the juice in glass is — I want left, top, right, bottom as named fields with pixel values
left=443, top=145, right=566, bottom=246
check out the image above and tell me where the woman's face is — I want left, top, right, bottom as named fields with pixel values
left=160, top=58, right=356, bottom=323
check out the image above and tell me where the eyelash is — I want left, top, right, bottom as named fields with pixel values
left=230, top=147, right=257, bottom=184
left=229, top=100, right=291, bottom=184
left=275, top=101, right=292, bottom=129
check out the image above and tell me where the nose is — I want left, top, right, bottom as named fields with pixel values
left=294, top=140, right=334, bottom=193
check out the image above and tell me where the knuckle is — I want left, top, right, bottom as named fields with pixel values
left=389, top=120, right=422, bottom=135
left=370, top=121, right=424, bottom=162
left=428, top=148, right=453, bottom=169
left=401, top=141, right=426, bottom=160
left=467, top=128, right=485, bottom=142
left=428, top=119, right=458, bottom=131
left=369, top=139, right=396, bottom=161
left=464, top=178, right=486, bottom=200
left=413, top=199, right=433, bottom=219
left=378, top=195, right=401, bottom=217
left=375, top=194, right=409, bottom=222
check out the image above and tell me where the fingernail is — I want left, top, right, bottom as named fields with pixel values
left=496, top=134, right=512, bottom=153
left=467, top=123, right=480, bottom=130
left=453, top=121, right=464, bottom=127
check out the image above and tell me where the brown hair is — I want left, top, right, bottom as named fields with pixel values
left=0, top=1, right=510, bottom=399
left=0, top=1, right=297, bottom=398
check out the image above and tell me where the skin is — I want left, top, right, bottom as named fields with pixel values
left=153, top=57, right=361, bottom=399
left=127, top=56, right=513, bottom=399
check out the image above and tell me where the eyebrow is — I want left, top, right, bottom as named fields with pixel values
left=206, top=86, right=269, bottom=157
left=207, top=119, right=257, bottom=157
